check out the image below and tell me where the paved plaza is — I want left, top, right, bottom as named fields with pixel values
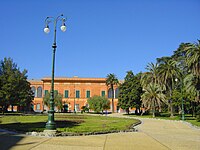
left=0, top=114, right=200, bottom=150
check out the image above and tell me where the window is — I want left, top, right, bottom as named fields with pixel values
left=36, top=103, right=40, bottom=110
left=75, top=104, right=80, bottom=111
left=115, top=88, right=119, bottom=98
left=86, top=90, right=90, bottom=98
left=108, top=88, right=113, bottom=98
left=37, top=87, right=42, bottom=98
left=44, top=90, right=48, bottom=96
left=65, top=90, right=69, bottom=98
left=76, top=90, right=80, bottom=98
left=31, top=86, right=36, bottom=97
left=101, top=91, right=106, bottom=97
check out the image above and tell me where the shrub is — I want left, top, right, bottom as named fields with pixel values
left=81, top=106, right=89, bottom=113
left=196, top=106, right=200, bottom=122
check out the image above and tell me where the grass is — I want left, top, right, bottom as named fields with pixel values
left=0, top=113, right=140, bottom=133
left=125, top=113, right=200, bottom=127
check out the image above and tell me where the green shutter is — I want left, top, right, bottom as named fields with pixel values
left=45, top=90, right=48, bottom=96
left=76, top=90, right=80, bottom=98
left=86, top=90, right=90, bottom=98
left=101, top=91, right=105, bottom=97
left=65, top=90, right=69, bottom=98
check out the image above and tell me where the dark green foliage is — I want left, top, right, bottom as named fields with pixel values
left=118, top=71, right=142, bottom=114
left=196, top=105, right=200, bottom=122
left=87, top=96, right=110, bottom=113
left=140, top=40, right=200, bottom=120
left=0, top=58, right=33, bottom=113
left=81, top=106, right=89, bottom=113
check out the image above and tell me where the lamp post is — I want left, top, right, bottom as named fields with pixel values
left=44, top=14, right=66, bottom=130
left=175, top=78, right=185, bottom=121
left=74, top=84, right=76, bottom=113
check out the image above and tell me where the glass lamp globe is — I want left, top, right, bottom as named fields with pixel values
left=44, top=27, right=50, bottom=34
left=60, top=25, right=66, bottom=32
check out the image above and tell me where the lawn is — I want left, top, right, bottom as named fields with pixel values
left=0, top=113, right=140, bottom=133
left=125, top=113, right=200, bottom=127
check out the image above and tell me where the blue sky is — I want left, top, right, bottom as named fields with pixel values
left=0, top=0, right=200, bottom=80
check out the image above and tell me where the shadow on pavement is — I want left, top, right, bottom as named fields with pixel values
left=0, top=133, right=25, bottom=150
left=0, top=120, right=82, bottom=149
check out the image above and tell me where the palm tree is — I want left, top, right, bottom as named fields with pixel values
left=141, top=83, right=166, bottom=117
left=43, top=91, right=63, bottom=112
left=184, top=40, right=200, bottom=102
left=184, top=40, right=200, bottom=78
left=184, top=73, right=199, bottom=116
left=106, top=73, right=119, bottom=113
left=158, top=59, right=181, bottom=117
left=141, top=62, right=160, bottom=87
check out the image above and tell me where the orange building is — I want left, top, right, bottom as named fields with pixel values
left=29, top=77, right=120, bottom=113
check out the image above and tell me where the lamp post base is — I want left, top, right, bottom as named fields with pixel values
left=45, top=110, right=56, bottom=130
left=43, top=129, right=57, bottom=137
left=43, top=129, right=57, bottom=133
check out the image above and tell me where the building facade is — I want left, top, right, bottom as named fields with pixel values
left=29, top=77, right=119, bottom=113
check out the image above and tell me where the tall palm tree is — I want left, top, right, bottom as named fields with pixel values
left=158, top=59, right=181, bottom=117
left=184, top=40, right=200, bottom=102
left=106, top=73, right=119, bottom=113
left=184, top=40, right=200, bottom=78
left=43, top=91, right=63, bottom=112
left=184, top=73, right=199, bottom=116
left=141, top=83, right=166, bottom=117
left=141, top=62, right=160, bottom=87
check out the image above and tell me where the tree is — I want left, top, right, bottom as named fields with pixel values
left=0, top=57, right=33, bottom=113
left=43, top=91, right=63, bottom=112
left=171, top=40, right=200, bottom=119
left=118, top=71, right=142, bottom=114
left=141, top=62, right=159, bottom=86
left=87, top=95, right=110, bottom=114
left=15, top=70, right=33, bottom=111
left=184, top=73, right=199, bottom=116
left=158, top=58, right=181, bottom=117
left=184, top=40, right=200, bottom=102
left=184, top=40, right=200, bottom=78
left=141, top=83, right=166, bottom=117
left=106, top=73, right=119, bottom=113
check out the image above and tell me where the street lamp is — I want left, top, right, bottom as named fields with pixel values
left=175, top=78, right=185, bottom=121
left=44, top=14, right=66, bottom=130
left=74, top=84, right=76, bottom=113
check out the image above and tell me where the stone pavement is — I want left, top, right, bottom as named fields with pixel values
left=136, top=118, right=200, bottom=150
left=0, top=114, right=200, bottom=150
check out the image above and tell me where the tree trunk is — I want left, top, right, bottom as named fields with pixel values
left=191, top=102, right=194, bottom=117
left=11, top=105, right=14, bottom=112
left=135, top=108, right=138, bottom=115
left=192, top=102, right=196, bottom=117
left=178, top=106, right=181, bottom=115
left=170, top=101, right=174, bottom=117
left=111, top=85, right=114, bottom=113
left=152, top=99, right=155, bottom=118
left=152, top=112, right=155, bottom=118
left=169, top=87, right=174, bottom=117
left=2, top=105, right=8, bottom=114
left=126, top=108, right=129, bottom=115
